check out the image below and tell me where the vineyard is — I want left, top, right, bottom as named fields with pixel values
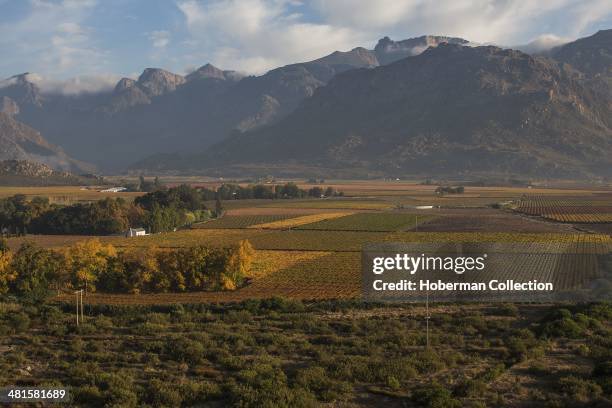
left=261, top=199, right=392, bottom=210
left=295, top=212, right=434, bottom=232
left=249, top=212, right=353, bottom=229
left=515, top=196, right=612, bottom=223
left=5, top=182, right=612, bottom=305
left=192, top=214, right=297, bottom=229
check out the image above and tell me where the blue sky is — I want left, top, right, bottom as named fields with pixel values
left=0, top=0, right=610, bottom=93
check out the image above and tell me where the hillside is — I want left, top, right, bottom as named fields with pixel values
left=553, top=29, right=612, bottom=81
left=0, top=35, right=468, bottom=170
left=185, top=44, right=612, bottom=178
left=0, top=112, right=93, bottom=174
left=0, top=160, right=102, bottom=186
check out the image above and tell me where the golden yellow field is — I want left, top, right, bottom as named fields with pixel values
left=248, top=212, right=353, bottom=229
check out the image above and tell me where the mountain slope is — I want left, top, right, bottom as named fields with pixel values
left=1, top=35, right=469, bottom=170
left=552, top=29, right=611, bottom=80
left=196, top=44, right=612, bottom=178
left=0, top=113, right=92, bottom=173
left=0, top=160, right=102, bottom=186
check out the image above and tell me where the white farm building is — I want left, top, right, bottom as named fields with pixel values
left=126, top=228, right=147, bottom=237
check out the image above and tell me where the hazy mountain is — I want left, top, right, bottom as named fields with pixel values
left=0, top=35, right=468, bottom=170
left=0, top=112, right=92, bottom=173
left=178, top=43, right=612, bottom=178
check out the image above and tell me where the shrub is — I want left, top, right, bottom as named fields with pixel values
left=167, top=337, right=205, bottom=365
left=557, top=376, right=602, bottom=403
left=94, top=372, right=138, bottom=407
left=454, top=378, right=487, bottom=398
left=72, top=385, right=104, bottom=407
left=386, top=376, right=401, bottom=391
left=8, top=311, right=30, bottom=333
left=181, top=380, right=222, bottom=405
left=146, top=378, right=183, bottom=407
left=411, top=383, right=461, bottom=408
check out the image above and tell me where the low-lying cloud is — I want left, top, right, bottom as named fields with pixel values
left=0, top=73, right=121, bottom=95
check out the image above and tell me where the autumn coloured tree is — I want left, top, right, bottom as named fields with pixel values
left=1, top=239, right=255, bottom=298
left=0, top=239, right=14, bottom=294
left=62, top=239, right=117, bottom=292
left=223, top=240, right=255, bottom=290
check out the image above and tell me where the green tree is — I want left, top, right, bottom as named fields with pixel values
left=10, top=243, right=62, bottom=303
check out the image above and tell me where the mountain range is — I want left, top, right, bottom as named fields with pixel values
left=1, top=30, right=611, bottom=179
left=0, top=35, right=469, bottom=170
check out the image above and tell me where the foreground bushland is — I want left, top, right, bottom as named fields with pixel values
left=0, top=299, right=610, bottom=407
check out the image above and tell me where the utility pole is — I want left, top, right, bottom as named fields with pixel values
left=74, top=290, right=84, bottom=326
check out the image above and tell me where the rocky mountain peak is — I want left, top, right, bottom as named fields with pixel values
left=137, top=68, right=186, bottom=96
left=0, top=72, right=43, bottom=107
left=187, top=63, right=226, bottom=81
left=312, top=47, right=379, bottom=68
left=114, top=78, right=137, bottom=93
left=374, top=35, right=470, bottom=64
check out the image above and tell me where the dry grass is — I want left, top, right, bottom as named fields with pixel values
left=248, top=250, right=329, bottom=279
left=248, top=212, right=354, bottom=229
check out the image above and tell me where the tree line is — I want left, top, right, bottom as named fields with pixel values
left=0, top=185, right=212, bottom=235
left=211, top=182, right=342, bottom=200
left=0, top=183, right=342, bottom=236
left=0, top=238, right=254, bottom=302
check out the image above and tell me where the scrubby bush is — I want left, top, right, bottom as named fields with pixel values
left=146, top=378, right=183, bottom=407
left=411, top=383, right=461, bottom=408
left=8, top=311, right=30, bottom=333
left=557, top=376, right=602, bottom=403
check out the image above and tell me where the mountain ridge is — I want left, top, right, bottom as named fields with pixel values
left=0, top=34, right=472, bottom=170
left=157, top=42, right=612, bottom=178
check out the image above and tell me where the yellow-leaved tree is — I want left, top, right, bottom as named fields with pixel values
left=0, top=244, right=14, bottom=294
left=63, top=239, right=117, bottom=293
left=223, top=240, right=255, bottom=290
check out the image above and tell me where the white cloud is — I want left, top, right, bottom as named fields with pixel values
left=175, top=0, right=612, bottom=74
left=0, top=72, right=119, bottom=94
left=148, top=30, right=171, bottom=49
left=31, top=74, right=121, bottom=95
left=516, top=34, right=570, bottom=54
left=312, top=0, right=611, bottom=45
left=0, top=0, right=105, bottom=79
left=176, top=0, right=361, bottom=74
